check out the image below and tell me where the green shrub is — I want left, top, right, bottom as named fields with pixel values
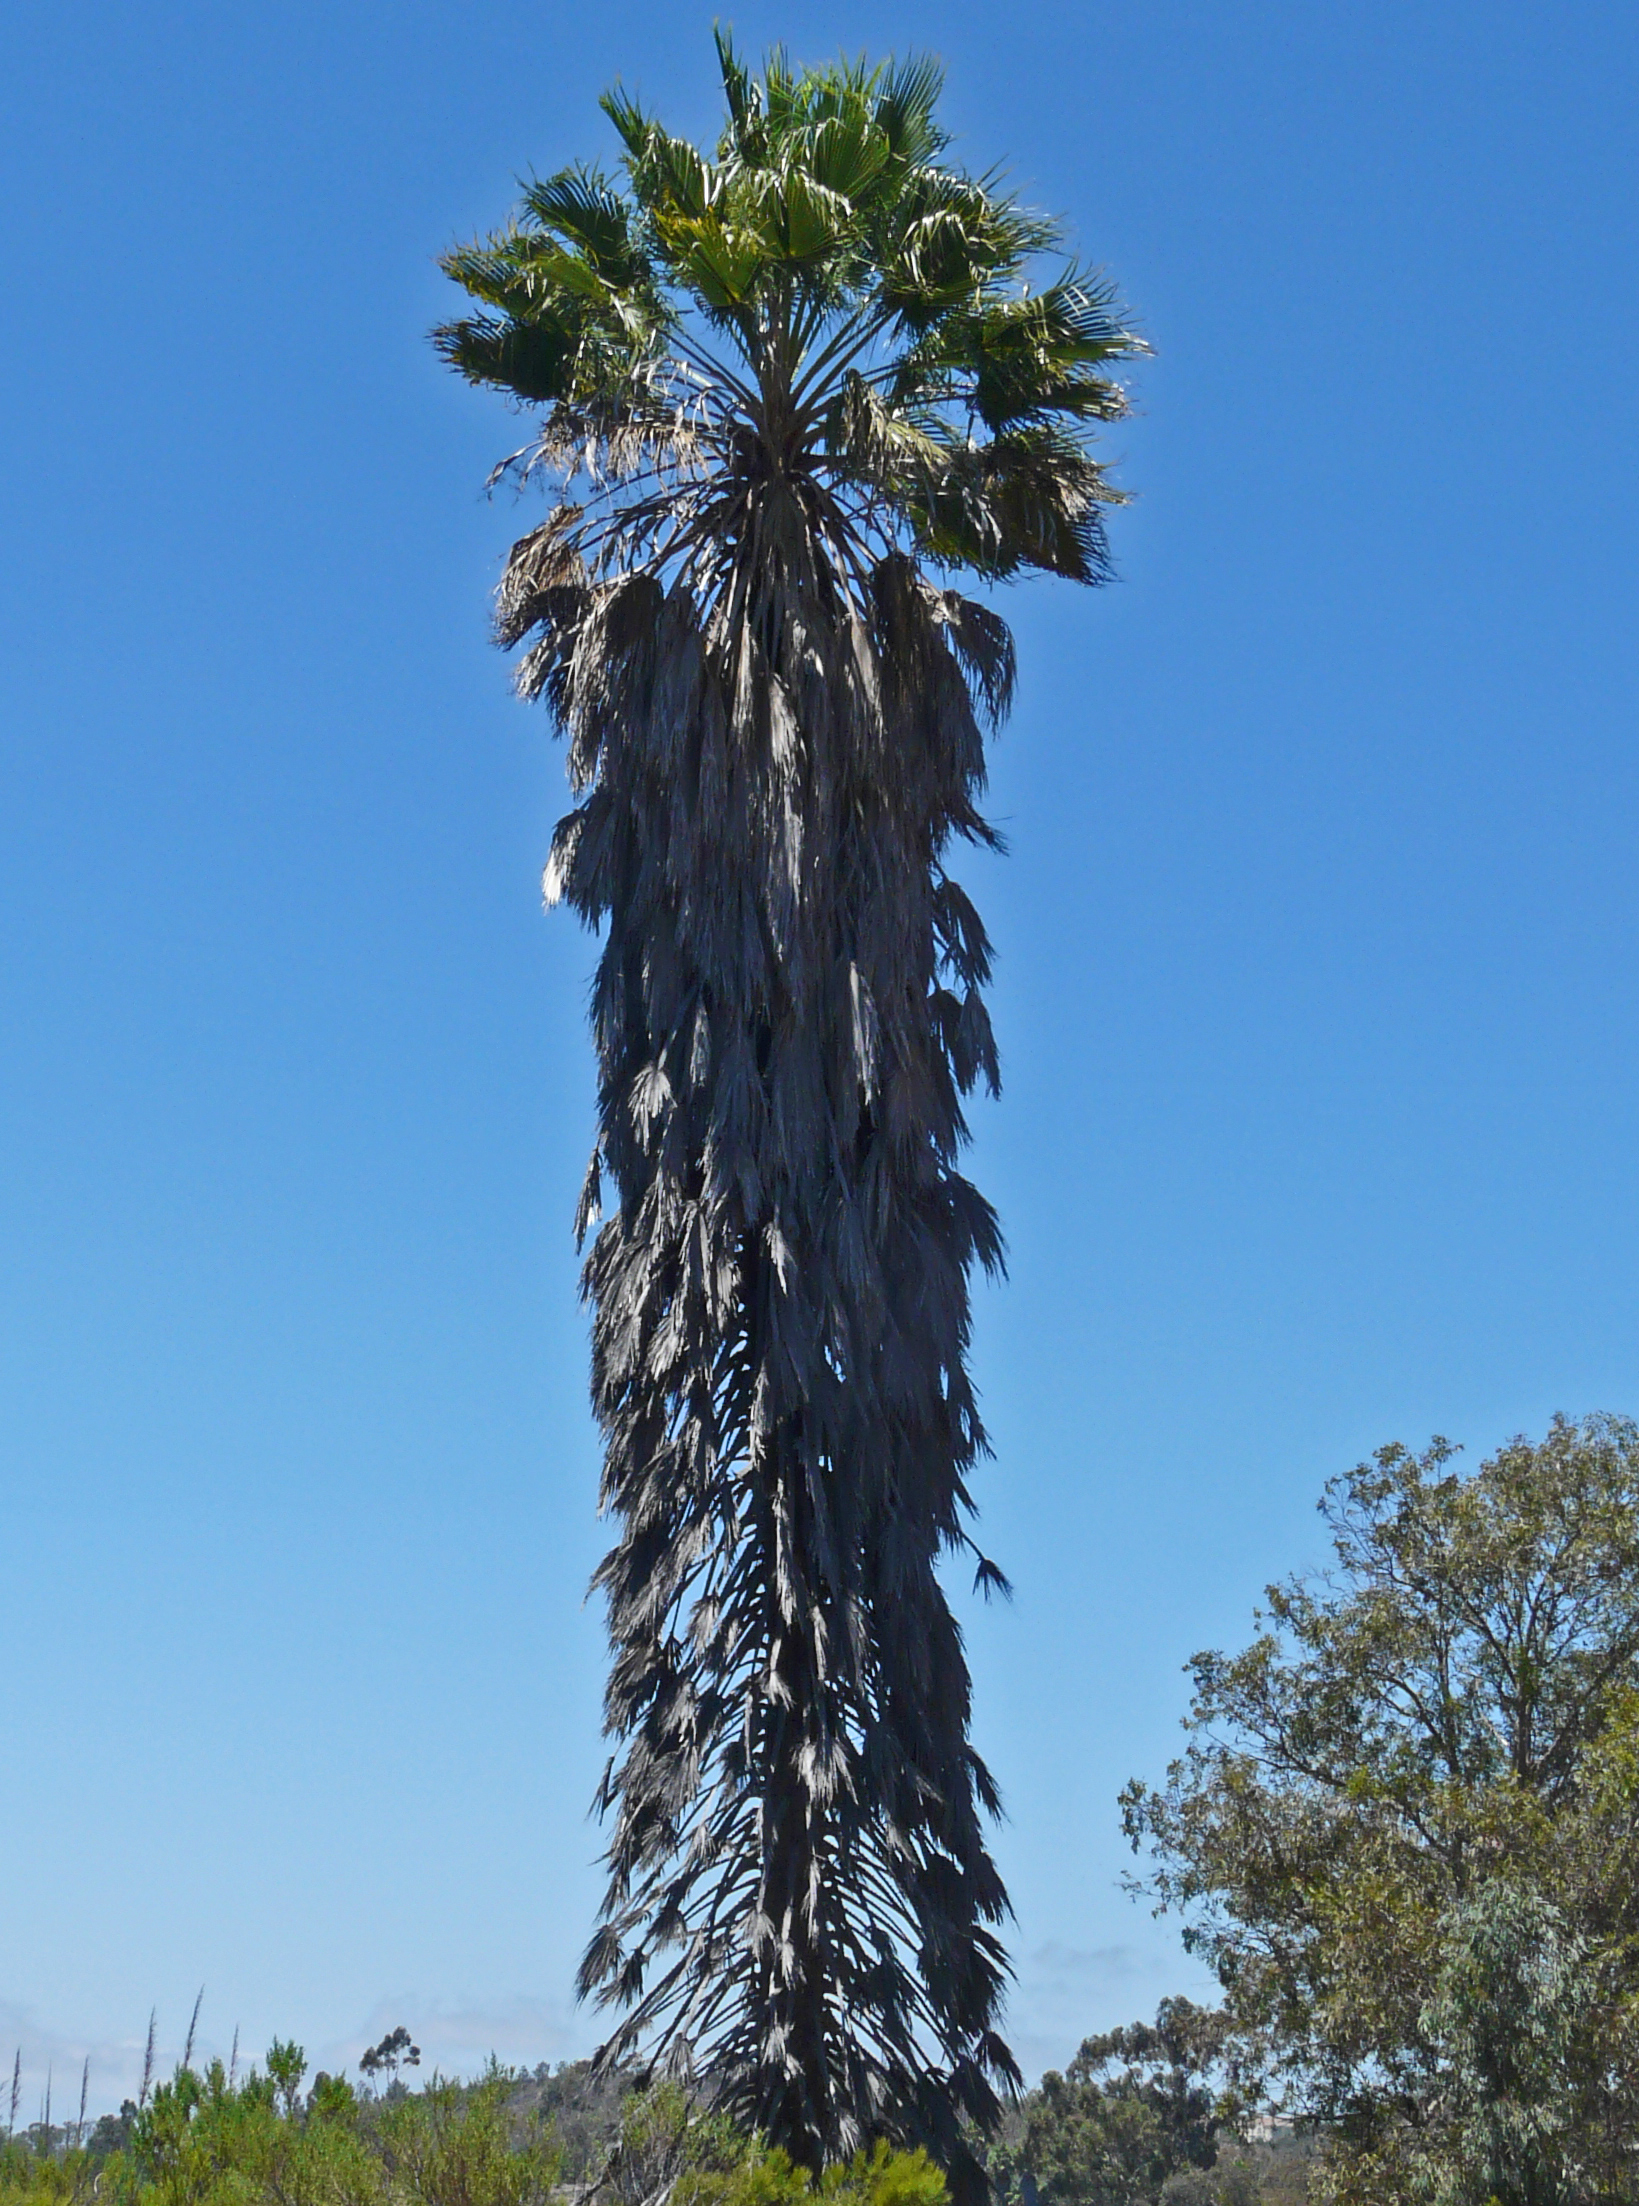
left=1, top=2051, right=944, bottom=2206
left=681, top=2140, right=948, bottom=2206
left=374, top=2069, right=556, bottom=2206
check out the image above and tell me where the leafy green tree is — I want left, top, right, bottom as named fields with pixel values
left=1121, top=1415, right=1639, bottom=2203
left=435, top=35, right=1142, bottom=2187
left=1419, top=1882, right=1591, bottom=2206
left=988, top=2002, right=1226, bottom=2206
left=360, top=2034, right=422, bottom=2099
left=267, top=2043, right=309, bottom=2121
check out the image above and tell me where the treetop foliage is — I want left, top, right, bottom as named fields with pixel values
left=434, top=30, right=1145, bottom=590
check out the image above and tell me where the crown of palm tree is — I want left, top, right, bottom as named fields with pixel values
left=436, top=39, right=1143, bottom=2200
left=435, top=34, right=1143, bottom=597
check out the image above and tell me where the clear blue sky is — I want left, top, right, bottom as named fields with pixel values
left=5, top=0, right=1638, bottom=2114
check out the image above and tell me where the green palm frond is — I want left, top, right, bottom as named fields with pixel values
left=519, top=165, right=641, bottom=278
left=438, top=34, right=1144, bottom=549
left=874, top=55, right=948, bottom=164
left=432, top=309, right=581, bottom=404
left=915, top=425, right=1126, bottom=582
left=954, top=275, right=1139, bottom=429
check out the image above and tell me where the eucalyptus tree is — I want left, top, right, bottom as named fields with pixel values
left=1123, top=1415, right=1639, bottom=2202
left=435, top=39, right=1143, bottom=2189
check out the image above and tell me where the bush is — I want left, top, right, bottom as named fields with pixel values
left=0, top=2054, right=949, bottom=2206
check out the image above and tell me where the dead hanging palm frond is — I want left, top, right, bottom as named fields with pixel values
left=436, top=35, right=1143, bottom=2201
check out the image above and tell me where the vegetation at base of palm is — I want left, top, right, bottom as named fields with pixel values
left=435, top=35, right=1143, bottom=2188
left=678, top=2138, right=950, bottom=2206
left=1122, top=1414, right=1639, bottom=2205
left=0, top=2051, right=950, bottom=2206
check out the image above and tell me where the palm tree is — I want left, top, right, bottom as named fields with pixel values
left=435, top=38, right=1143, bottom=2194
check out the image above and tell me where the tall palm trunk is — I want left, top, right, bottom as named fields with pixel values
left=558, top=540, right=1013, bottom=2181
